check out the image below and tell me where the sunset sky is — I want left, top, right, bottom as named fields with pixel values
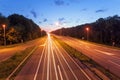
left=0, top=0, right=120, bottom=31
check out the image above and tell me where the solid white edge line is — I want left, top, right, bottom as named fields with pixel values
left=53, top=44, right=69, bottom=80
left=33, top=39, right=47, bottom=80
left=50, top=37, right=59, bottom=80
left=47, top=38, right=50, bottom=80
left=7, top=46, right=37, bottom=80
left=58, top=65, right=63, bottom=80
left=94, top=49, right=114, bottom=56
left=108, top=60, right=120, bottom=67
left=53, top=40, right=78, bottom=80
left=54, top=40, right=92, bottom=80
left=41, top=40, right=48, bottom=80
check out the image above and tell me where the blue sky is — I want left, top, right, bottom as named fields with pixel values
left=0, top=0, right=120, bottom=32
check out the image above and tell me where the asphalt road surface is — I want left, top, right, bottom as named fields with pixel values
left=15, top=34, right=96, bottom=80
left=0, top=37, right=46, bottom=62
left=54, top=35, right=120, bottom=78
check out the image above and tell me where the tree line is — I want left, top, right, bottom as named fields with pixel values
left=0, top=13, right=46, bottom=45
left=52, top=15, right=120, bottom=47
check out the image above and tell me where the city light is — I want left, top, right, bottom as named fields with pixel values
left=86, top=27, right=89, bottom=31
left=2, top=24, right=6, bottom=46
left=86, top=27, right=89, bottom=41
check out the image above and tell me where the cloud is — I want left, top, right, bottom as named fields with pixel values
left=38, top=18, right=48, bottom=24
left=54, top=18, right=68, bottom=27
left=54, top=0, right=65, bottom=6
left=30, top=10, right=37, bottom=18
left=50, top=23, right=53, bottom=25
left=69, top=0, right=80, bottom=3
left=25, top=15, right=29, bottom=18
left=39, top=21, right=42, bottom=24
left=58, top=17, right=65, bottom=22
left=95, top=9, right=107, bottom=13
left=54, top=0, right=69, bottom=6
left=81, top=8, right=87, bottom=11
left=57, top=17, right=66, bottom=25
left=43, top=18, right=48, bottom=22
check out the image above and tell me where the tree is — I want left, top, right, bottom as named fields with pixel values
left=52, top=15, right=120, bottom=47
left=0, top=13, right=9, bottom=45
left=0, top=13, right=46, bottom=45
left=6, top=27, right=18, bottom=44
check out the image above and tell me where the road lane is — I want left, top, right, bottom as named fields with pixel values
left=14, top=38, right=47, bottom=80
left=15, top=33, right=96, bottom=80
left=33, top=39, right=47, bottom=80
left=58, top=65, right=64, bottom=80
left=0, top=37, right=46, bottom=62
left=54, top=35, right=120, bottom=77
left=52, top=38, right=92, bottom=80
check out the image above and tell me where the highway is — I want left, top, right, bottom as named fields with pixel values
left=54, top=35, right=120, bottom=78
left=0, top=37, right=46, bottom=62
left=14, top=33, right=96, bottom=80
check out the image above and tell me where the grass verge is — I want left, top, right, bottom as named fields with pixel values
left=0, top=46, right=37, bottom=80
left=54, top=36, right=120, bottom=80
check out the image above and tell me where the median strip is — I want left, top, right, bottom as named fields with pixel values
left=0, top=46, right=37, bottom=80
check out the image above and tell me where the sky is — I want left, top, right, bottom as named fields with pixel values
left=0, top=0, right=120, bottom=32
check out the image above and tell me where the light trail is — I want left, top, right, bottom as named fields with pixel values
left=58, top=65, right=64, bottom=80
left=42, top=40, right=48, bottom=80
left=34, top=39, right=47, bottom=80
left=53, top=40, right=78, bottom=80
left=47, top=35, right=50, bottom=80
left=94, top=49, right=114, bottom=56
left=49, top=36, right=59, bottom=80
left=53, top=43, right=69, bottom=80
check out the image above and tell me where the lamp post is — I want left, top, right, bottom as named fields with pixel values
left=41, top=29, right=43, bottom=37
left=2, top=24, right=6, bottom=46
left=86, top=27, right=89, bottom=41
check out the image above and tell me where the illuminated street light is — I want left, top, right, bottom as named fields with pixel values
left=86, top=27, right=89, bottom=41
left=86, top=27, right=89, bottom=31
left=2, top=24, right=6, bottom=46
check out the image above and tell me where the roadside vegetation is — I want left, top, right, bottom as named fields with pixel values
left=0, top=13, right=46, bottom=46
left=0, top=46, right=36, bottom=80
left=54, top=36, right=120, bottom=80
left=0, top=36, right=44, bottom=49
left=52, top=15, right=120, bottom=47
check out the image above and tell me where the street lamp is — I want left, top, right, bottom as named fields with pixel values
left=86, top=27, right=89, bottom=41
left=2, top=24, right=6, bottom=46
left=41, top=29, right=43, bottom=37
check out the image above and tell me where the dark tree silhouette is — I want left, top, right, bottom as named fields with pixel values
left=0, top=13, right=46, bottom=45
left=52, top=15, right=120, bottom=47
